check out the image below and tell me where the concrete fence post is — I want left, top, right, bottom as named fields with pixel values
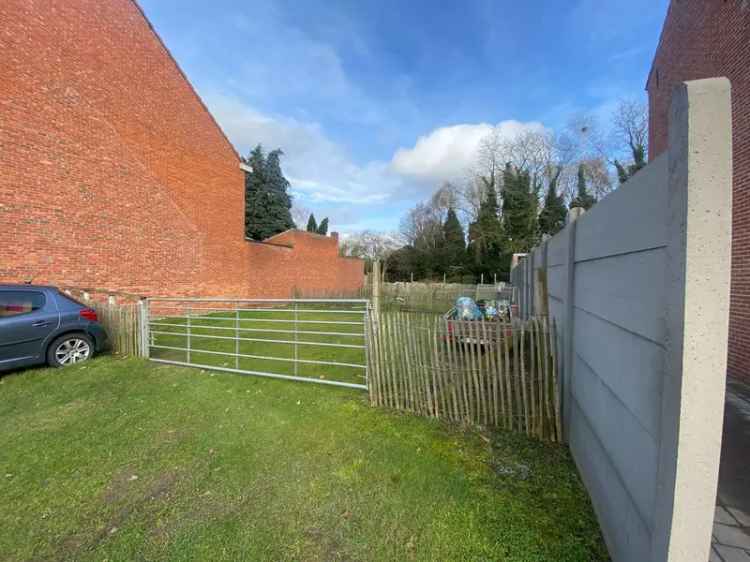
left=523, top=254, right=531, bottom=319
left=535, top=240, right=549, bottom=318
left=561, top=207, right=584, bottom=441
left=651, top=78, right=733, bottom=562
left=527, top=250, right=533, bottom=318
left=138, top=298, right=150, bottom=358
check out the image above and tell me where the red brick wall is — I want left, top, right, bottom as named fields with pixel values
left=647, top=0, right=750, bottom=381
left=0, top=0, right=363, bottom=298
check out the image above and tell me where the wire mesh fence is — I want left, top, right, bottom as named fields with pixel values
left=367, top=311, right=561, bottom=442
left=370, top=282, right=515, bottom=313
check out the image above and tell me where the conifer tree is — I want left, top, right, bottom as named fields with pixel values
left=502, top=163, right=538, bottom=252
left=468, top=184, right=509, bottom=280
left=244, top=145, right=268, bottom=240
left=538, top=166, right=567, bottom=237
left=317, top=217, right=329, bottom=235
left=441, top=207, right=466, bottom=276
left=245, top=146, right=295, bottom=240
left=570, top=163, right=597, bottom=211
left=306, top=213, right=318, bottom=233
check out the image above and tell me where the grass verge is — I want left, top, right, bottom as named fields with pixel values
left=0, top=356, right=608, bottom=561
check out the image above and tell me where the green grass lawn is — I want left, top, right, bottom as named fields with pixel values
left=0, top=356, right=608, bottom=561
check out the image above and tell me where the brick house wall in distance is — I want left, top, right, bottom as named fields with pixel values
left=0, top=0, right=363, bottom=298
left=647, top=0, right=750, bottom=380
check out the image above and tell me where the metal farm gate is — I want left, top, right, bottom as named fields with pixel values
left=142, top=298, right=369, bottom=390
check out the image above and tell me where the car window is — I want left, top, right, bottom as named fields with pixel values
left=56, top=290, right=85, bottom=307
left=0, top=291, right=46, bottom=318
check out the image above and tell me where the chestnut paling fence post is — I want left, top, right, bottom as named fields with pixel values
left=366, top=311, right=560, bottom=442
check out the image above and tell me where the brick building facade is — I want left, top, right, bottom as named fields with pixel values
left=0, top=0, right=363, bottom=298
left=647, top=0, right=749, bottom=380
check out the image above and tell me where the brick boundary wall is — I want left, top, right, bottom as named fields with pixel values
left=647, top=0, right=750, bottom=381
left=0, top=0, right=363, bottom=298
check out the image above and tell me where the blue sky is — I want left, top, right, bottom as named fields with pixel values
left=140, top=0, right=669, bottom=234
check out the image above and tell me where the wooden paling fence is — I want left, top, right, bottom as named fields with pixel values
left=367, top=312, right=562, bottom=442
left=62, top=289, right=142, bottom=356
left=91, top=300, right=141, bottom=356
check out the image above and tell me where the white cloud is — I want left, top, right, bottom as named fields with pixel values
left=204, top=92, right=552, bottom=233
left=205, top=93, right=403, bottom=205
left=390, top=120, right=546, bottom=183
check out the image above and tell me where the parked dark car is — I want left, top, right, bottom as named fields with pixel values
left=0, top=285, right=107, bottom=371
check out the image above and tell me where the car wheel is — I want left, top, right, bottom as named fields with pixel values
left=47, top=333, right=94, bottom=368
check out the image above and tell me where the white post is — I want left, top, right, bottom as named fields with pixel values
left=562, top=206, right=584, bottom=439
left=235, top=307, right=240, bottom=369
left=372, top=260, right=381, bottom=320
left=138, top=299, right=150, bottom=358
left=186, top=306, right=192, bottom=364
left=651, top=78, right=733, bottom=562
left=293, top=301, right=299, bottom=376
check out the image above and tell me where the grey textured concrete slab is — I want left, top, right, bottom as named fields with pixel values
left=712, top=378, right=750, bottom=561
left=717, top=506, right=741, bottom=526
left=713, top=524, right=750, bottom=549
left=714, top=545, right=750, bottom=562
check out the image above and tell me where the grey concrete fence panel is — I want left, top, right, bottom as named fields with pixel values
left=510, top=77, right=733, bottom=562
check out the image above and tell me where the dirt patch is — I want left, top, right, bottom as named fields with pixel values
left=150, top=492, right=241, bottom=545
left=39, top=469, right=181, bottom=562
left=103, top=468, right=178, bottom=505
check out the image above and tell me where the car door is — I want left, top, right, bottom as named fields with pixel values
left=0, top=289, right=59, bottom=365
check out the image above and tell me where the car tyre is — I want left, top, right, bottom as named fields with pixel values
left=47, top=333, right=94, bottom=368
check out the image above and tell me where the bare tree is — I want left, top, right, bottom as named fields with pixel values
left=429, top=182, right=459, bottom=222
left=501, top=129, right=556, bottom=185
left=339, top=230, right=403, bottom=275
left=612, top=99, right=648, bottom=161
left=612, top=98, right=648, bottom=184
left=461, top=126, right=556, bottom=224
left=291, top=203, right=312, bottom=229
left=399, top=202, right=443, bottom=252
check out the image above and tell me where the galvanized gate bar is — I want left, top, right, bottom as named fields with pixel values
left=150, top=345, right=367, bottom=369
left=149, top=359, right=368, bottom=390
left=149, top=330, right=365, bottom=349
left=146, top=297, right=369, bottom=390
left=149, top=298, right=368, bottom=303
left=149, top=322, right=364, bottom=337
left=149, top=306, right=367, bottom=314
left=152, top=315, right=364, bottom=325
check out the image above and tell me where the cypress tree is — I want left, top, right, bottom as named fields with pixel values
left=441, top=207, right=466, bottom=276
left=570, top=163, right=597, bottom=211
left=245, top=146, right=295, bottom=240
left=265, top=149, right=295, bottom=234
left=538, top=166, right=567, bottom=237
left=468, top=184, right=509, bottom=281
left=306, top=213, right=318, bottom=233
left=317, top=217, right=329, bottom=235
left=244, top=145, right=268, bottom=240
left=502, top=163, right=538, bottom=252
